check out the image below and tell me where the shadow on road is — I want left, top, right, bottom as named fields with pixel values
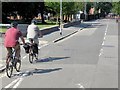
left=35, top=56, right=70, bottom=63
left=12, top=67, right=62, bottom=78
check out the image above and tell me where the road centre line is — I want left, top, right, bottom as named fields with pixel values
left=99, top=23, right=109, bottom=57
left=102, top=41, right=104, bottom=46
left=104, top=37, right=106, bottom=41
left=76, top=83, right=85, bottom=88
left=99, top=53, right=102, bottom=56
left=105, top=32, right=107, bottom=36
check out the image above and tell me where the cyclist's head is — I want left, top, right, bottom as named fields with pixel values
left=11, top=21, right=18, bottom=28
left=31, top=19, right=37, bottom=24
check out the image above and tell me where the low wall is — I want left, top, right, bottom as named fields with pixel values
left=0, top=21, right=81, bottom=37
left=41, top=26, right=59, bottom=35
left=63, top=20, right=81, bottom=28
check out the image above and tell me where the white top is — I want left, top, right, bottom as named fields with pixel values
left=27, top=23, right=39, bottom=39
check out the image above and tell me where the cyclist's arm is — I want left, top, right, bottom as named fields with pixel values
left=20, top=36, right=25, bottom=45
left=36, top=26, right=43, bottom=38
left=18, top=30, right=25, bottom=45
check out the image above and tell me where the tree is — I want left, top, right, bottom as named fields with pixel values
left=45, top=2, right=60, bottom=23
left=45, top=2, right=84, bottom=22
left=2, top=2, right=45, bottom=24
left=112, top=2, right=120, bottom=15
left=96, top=2, right=112, bottom=17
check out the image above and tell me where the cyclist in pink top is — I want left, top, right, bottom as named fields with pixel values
left=4, top=22, right=25, bottom=63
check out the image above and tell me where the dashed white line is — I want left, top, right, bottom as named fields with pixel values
left=102, top=41, right=104, bottom=46
left=100, top=48, right=103, bottom=52
left=104, top=37, right=106, bottom=41
left=105, top=32, right=107, bottom=36
left=99, top=53, right=102, bottom=56
left=76, top=83, right=85, bottom=88
left=99, top=23, right=108, bottom=57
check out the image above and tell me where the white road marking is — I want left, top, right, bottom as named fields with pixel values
left=99, top=48, right=104, bottom=56
left=105, top=32, right=107, bottom=36
left=13, top=77, right=23, bottom=88
left=102, top=41, right=104, bottom=46
left=76, top=83, right=85, bottom=88
left=0, top=72, right=6, bottom=78
left=23, top=56, right=27, bottom=59
left=4, top=42, right=50, bottom=88
left=4, top=78, right=20, bottom=88
left=39, top=43, right=49, bottom=49
left=104, top=37, right=106, bottom=41
left=99, top=23, right=108, bottom=57
left=100, top=48, right=103, bottom=52
left=99, top=53, right=102, bottom=56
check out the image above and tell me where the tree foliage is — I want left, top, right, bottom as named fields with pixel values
left=112, top=2, right=120, bottom=15
left=2, top=2, right=45, bottom=24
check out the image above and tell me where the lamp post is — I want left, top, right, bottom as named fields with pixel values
left=60, top=0, right=62, bottom=35
left=84, top=2, right=87, bottom=21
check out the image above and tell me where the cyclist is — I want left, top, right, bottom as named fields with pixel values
left=4, top=22, right=25, bottom=63
left=26, top=19, right=42, bottom=54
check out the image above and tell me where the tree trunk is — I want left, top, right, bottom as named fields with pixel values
left=40, top=2, right=46, bottom=24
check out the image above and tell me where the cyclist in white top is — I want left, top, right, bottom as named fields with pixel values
left=27, top=19, right=42, bottom=45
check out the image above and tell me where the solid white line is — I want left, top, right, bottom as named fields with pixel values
left=4, top=78, right=20, bottom=88
left=13, top=78, right=23, bottom=88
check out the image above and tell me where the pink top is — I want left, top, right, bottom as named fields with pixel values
left=4, top=27, right=22, bottom=47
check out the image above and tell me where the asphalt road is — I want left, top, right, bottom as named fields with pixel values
left=0, top=19, right=118, bottom=89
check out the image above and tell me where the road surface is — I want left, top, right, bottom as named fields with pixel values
left=0, top=19, right=118, bottom=89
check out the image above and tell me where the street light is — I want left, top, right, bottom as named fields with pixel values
left=60, top=0, right=62, bottom=35
left=84, top=2, right=87, bottom=21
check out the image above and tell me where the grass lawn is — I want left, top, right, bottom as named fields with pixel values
left=37, top=23, right=58, bottom=29
left=37, top=20, right=59, bottom=29
left=0, top=28, right=7, bottom=33
left=0, top=20, right=59, bottom=33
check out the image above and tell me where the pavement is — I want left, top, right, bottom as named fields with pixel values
left=0, top=21, right=88, bottom=73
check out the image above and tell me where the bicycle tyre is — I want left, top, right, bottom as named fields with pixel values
left=15, top=59, right=21, bottom=72
left=29, top=49, right=34, bottom=63
left=6, top=58, right=13, bottom=78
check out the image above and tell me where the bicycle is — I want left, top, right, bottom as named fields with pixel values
left=24, top=39, right=38, bottom=63
left=6, top=48, right=21, bottom=78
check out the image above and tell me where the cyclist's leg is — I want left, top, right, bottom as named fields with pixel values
left=33, top=39, right=39, bottom=54
left=6, top=47, right=12, bottom=63
left=34, top=39, right=39, bottom=46
left=14, top=43, right=21, bottom=60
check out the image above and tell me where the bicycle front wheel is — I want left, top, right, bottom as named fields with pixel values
left=6, top=58, right=13, bottom=78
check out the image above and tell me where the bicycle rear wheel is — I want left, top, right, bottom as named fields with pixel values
left=6, top=58, right=13, bottom=78
left=29, top=50, right=34, bottom=63
left=15, top=59, right=21, bottom=72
